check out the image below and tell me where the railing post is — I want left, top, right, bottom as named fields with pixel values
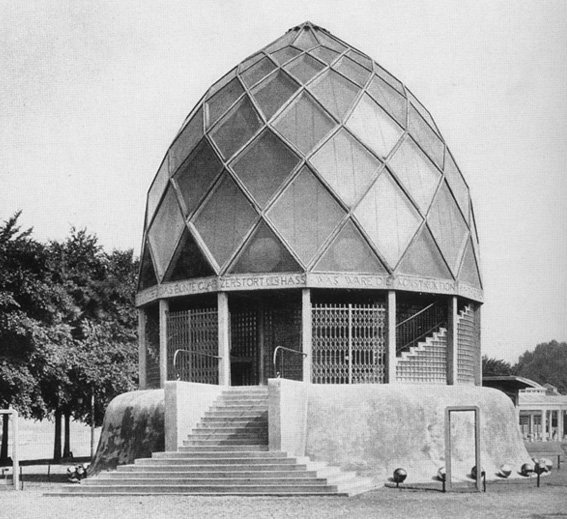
left=446, top=296, right=458, bottom=385
left=386, top=291, right=396, bottom=383
left=137, top=308, right=147, bottom=390
left=302, top=289, right=312, bottom=384
left=218, top=292, right=230, bottom=386
left=159, top=299, right=169, bottom=388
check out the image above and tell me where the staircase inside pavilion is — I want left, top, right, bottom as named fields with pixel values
left=50, top=386, right=373, bottom=496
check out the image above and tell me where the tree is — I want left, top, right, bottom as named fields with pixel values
left=515, top=341, right=567, bottom=395
left=482, top=355, right=515, bottom=377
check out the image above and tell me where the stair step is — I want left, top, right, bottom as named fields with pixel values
left=55, top=484, right=339, bottom=494
left=84, top=477, right=329, bottom=486
left=118, top=463, right=310, bottom=472
left=186, top=432, right=267, bottom=440
left=152, top=451, right=282, bottom=459
left=137, top=457, right=298, bottom=466
left=108, top=470, right=317, bottom=478
left=180, top=445, right=269, bottom=452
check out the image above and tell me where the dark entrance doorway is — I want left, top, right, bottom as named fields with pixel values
left=229, top=292, right=302, bottom=385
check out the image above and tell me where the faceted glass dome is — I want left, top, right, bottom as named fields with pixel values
left=139, top=22, right=482, bottom=297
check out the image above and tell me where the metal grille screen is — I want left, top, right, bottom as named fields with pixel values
left=167, top=308, right=218, bottom=384
left=312, top=303, right=386, bottom=384
left=457, top=305, right=477, bottom=384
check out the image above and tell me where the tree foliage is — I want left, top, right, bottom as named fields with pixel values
left=515, top=340, right=567, bottom=395
left=482, top=355, right=515, bottom=377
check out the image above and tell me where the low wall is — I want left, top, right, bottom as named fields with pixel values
left=165, top=381, right=223, bottom=451
left=303, top=384, right=531, bottom=484
left=89, top=389, right=165, bottom=475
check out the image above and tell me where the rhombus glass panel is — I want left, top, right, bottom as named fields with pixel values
left=316, top=31, right=347, bottom=53
left=367, top=75, right=407, bottom=127
left=409, top=105, right=444, bottom=169
left=314, top=221, right=386, bottom=273
left=173, top=139, right=223, bottom=216
left=270, top=46, right=302, bottom=65
left=397, top=225, right=452, bottom=280
left=427, top=182, right=469, bottom=275
left=146, top=157, right=169, bottom=226
left=267, top=166, right=345, bottom=265
left=374, top=63, right=404, bottom=94
left=206, top=77, right=244, bottom=128
left=207, top=67, right=237, bottom=99
left=444, top=149, right=470, bottom=219
left=230, top=221, right=300, bottom=274
left=251, top=70, right=299, bottom=120
left=459, top=238, right=481, bottom=289
left=164, top=228, right=215, bottom=281
left=293, top=29, right=319, bottom=50
left=334, top=56, right=371, bottom=87
left=273, top=92, right=336, bottom=155
left=240, top=56, right=277, bottom=88
left=347, top=49, right=372, bottom=70
left=310, top=129, right=381, bottom=207
left=354, top=171, right=421, bottom=268
left=193, top=173, right=258, bottom=268
left=263, top=31, right=297, bottom=54
left=347, top=94, right=403, bottom=159
left=139, top=241, right=158, bottom=289
left=284, top=54, right=325, bottom=84
left=388, top=136, right=441, bottom=214
left=148, top=185, right=186, bottom=280
left=309, top=69, right=360, bottom=121
left=232, top=130, right=300, bottom=208
left=169, top=107, right=203, bottom=174
left=310, top=46, right=340, bottom=65
left=239, top=53, right=263, bottom=74
left=210, top=96, right=262, bottom=160
left=408, top=91, right=439, bottom=136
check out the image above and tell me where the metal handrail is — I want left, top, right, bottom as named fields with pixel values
left=272, top=346, right=307, bottom=379
left=396, top=321, right=446, bottom=353
left=173, top=349, right=222, bottom=381
left=395, top=300, right=447, bottom=354
left=396, top=301, right=438, bottom=328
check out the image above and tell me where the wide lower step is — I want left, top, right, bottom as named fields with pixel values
left=107, top=470, right=319, bottom=478
left=151, top=451, right=282, bottom=459
left=137, top=457, right=299, bottom=466
left=55, top=484, right=340, bottom=494
left=84, top=477, right=330, bottom=486
left=118, top=463, right=310, bottom=472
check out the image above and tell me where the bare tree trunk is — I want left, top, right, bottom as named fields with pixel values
left=53, top=410, right=62, bottom=461
left=63, top=412, right=71, bottom=458
left=0, top=414, right=9, bottom=460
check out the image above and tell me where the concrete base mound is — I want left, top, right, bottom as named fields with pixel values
left=89, top=389, right=164, bottom=475
left=304, top=384, right=531, bottom=484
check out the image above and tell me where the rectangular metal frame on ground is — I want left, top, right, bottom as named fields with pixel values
left=444, top=405, right=480, bottom=491
left=0, top=409, right=19, bottom=490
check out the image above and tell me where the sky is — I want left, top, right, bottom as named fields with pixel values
left=1, top=0, right=566, bottom=363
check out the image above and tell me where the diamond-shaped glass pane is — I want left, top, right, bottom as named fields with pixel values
left=397, top=225, right=452, bottom=280
left=347, top=49, right=372, bottom=70
left=206, top=77, right=244, bottom=128
left=240, top=53, right=263, bottom=73
left=354, top=172, right=421, bottom=268
left=347, top=94, right=403, bottom=159
left=309, top=70, right=360, bottom=121
left=267, top=166, right=345, bottom=264
left=427, top=182, right=469, bottom=275
left=409, top=105, right=444, bottom=169
left=375, top=63, right=404, bottom=94
left=459, top=238, right=481, bottom=289
left=207, top=67, right=237, bottom=98
left=251, top=70, right=299, bottom=120
left=170, top=107, right=203, bottom=173
left=139, top=241, right=158, bottom=289
left=293, top=29, right=319, bottom=50
left=273, top=92, right=336, bottom=155
left=148, top=185, right=186, bottom=279
left=232, top=130, right=300, bottom=207
left=240, top=56, right=277, bottom=88
left=210, top=96, right=262, bottom=160
left=310, top=129, right=381, bottom=207
left=164, top=228, right=215, bottom=281
left=271, top=46, right=302, bottom=65
left=388, top=136, right=441, bottom=213
left=316, top=31, right=347, bottom=53
left=193, top=173, right=258, bottom=268
left=310, top=46, right=340, bottom=65
left=173, top=139, right=223, bottom=215
left=263, top=31, right=297, bottom=54
left=444, top=150, right=470, bottom=219
left=230, top=222, right=300, bottom=274
left=408, top=91, right=439, bottom=135
left=146, top=157, right=169, bottom=226
left=367, top=75, right=406, bottom=127
left=314, top=221, right=386, bottom=273
left=284, top=54, right=325, bottom=84
left=470, top=204, right=481, bottom=265
left=334, top=56, right=371, bottom=87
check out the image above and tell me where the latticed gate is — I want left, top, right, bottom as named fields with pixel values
left=312, top=303, right=386, bottom=384
left=167, top=308, right=218, bottom=384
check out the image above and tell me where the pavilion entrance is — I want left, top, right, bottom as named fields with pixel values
left=229, top=292, right=302, bottom=385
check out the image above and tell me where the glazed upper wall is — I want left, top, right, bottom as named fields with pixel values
left=138, top=22, right=482, bottom=300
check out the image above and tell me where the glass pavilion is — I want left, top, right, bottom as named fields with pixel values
left=136, top=22, right=483, bottom=389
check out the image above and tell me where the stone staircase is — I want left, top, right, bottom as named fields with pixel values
left=396, top=327, right=448, bottom=384
left=50, top=386, right=373, bottom=496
